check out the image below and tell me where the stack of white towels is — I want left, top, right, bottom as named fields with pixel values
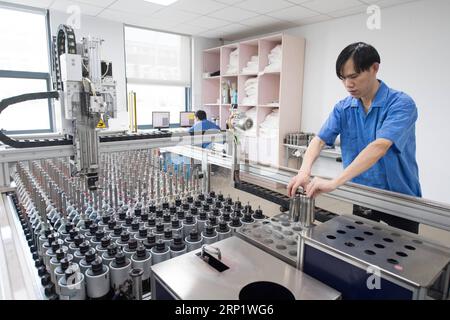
left=241, top=55, right=258, bottom=74
left=241, top=77, right=257, bottom=106
left=263, top=44, right=282, bottom=73
left=225, top=48, right=239, bottom=75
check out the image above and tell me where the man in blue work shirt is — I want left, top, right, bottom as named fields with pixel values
left=189, top=110, right=221, bottom=148
left=287, top=42, right=421, bottom=233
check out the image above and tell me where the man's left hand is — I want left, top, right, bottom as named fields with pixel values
left=305, top=177, right=339, bottom=198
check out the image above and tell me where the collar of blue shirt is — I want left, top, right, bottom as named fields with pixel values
left=349, top=80, right=389, bottom=109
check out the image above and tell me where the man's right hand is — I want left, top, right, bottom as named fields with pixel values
left=287, top=171, right=311, bottom=197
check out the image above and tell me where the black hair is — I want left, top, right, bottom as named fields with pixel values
left=336, top=42, right=380, bottom=79
left=195, top=110, right=207, bottom=120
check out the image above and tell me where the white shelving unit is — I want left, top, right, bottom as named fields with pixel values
left=201, top=33, right=305, bottom=167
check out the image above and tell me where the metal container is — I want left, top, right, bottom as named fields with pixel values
left=183, top=215, right=197, bottom=238
left=170, top=235, right=187, bottom=258
left=85, top=257, right=111, bottom=299
left=58, top=265, right=86, bottom=300
left=150, top=240, right=170, bottom=265
left=109, top=252, right=132, bottom=291
left=201, top=224, right=218, bottom=245
left=131, top=246, right=152, bottom=293
left=289, top=191, right=315, bottom=228
left=216, top=220, right=231, bottom=241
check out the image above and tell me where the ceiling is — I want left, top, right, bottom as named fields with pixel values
left=3, top=0, right=420, bottom=40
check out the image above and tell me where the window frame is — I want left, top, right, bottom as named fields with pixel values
left=123, top=24, right=192, bottom=130
left=0, top=3, right=54, bottom=134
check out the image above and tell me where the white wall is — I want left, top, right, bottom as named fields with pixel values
left=49, top=10, right=128, bottom=130
left=280, top=0, right=450, bottom=203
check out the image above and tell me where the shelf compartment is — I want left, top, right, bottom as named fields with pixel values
left=258, top=73, right=280, bottom=106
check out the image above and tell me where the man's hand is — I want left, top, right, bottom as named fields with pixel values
left=305, top=177, right=339, bottom=198
left=287, top=171, right=310, bottom=197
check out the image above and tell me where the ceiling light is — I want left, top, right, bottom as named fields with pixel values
left=143, top=0, right=179, bottom=6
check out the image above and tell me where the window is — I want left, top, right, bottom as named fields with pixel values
left=0, top=5, right=52, bottom=133
left=124, top=26, right=191, bottom=128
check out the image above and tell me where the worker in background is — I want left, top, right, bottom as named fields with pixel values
left=287, top=42, right=421, bottom=234
left=189, top=110, right=221, bottom=149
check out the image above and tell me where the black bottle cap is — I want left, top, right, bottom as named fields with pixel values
left=169, top=205, right=177, bottom=214
left=56, top=248, right=65, bottom=261
left=139, top=227, right=148, bottom=238
left=125, top=216, right=133, bottom=226
left=147, top=216, right=156, bottom=227
left=95, top=230, right=105, bottom=242
left=107, top=219, right=116, bottom=230
left=206, top=197, right=213, bottom=204
left=118, top=211, right=127, bottom=220
left=44, top=283, right=56, bottom=297
left=107, top=244, right=118, bottom=257
left=155, top=240, right=166, bottom=252
left=85, top=249, right=96, bottom=263
left=171, top=218, right=180, bottom=228
left=144, top=234, right=156, bottom=249
left=225, top=197, right=233, bottom=205
left=242, top=213, right=254, bottom=223
left=120, top=231, right=130, bottom=243
left=198, top=194, right=205, bottom=201
left=189, top=229, right=199, bottom=241
left=101, top=236, right=111, bottom=248
left=89, top=223, right=98, bottom=234
left=215, top=202, right=222, bottom=209
left=164, top=228, right=172, bottom=239
left=65, top=223, right=75, bottom=233
left=234, top=209, right=242, bottom=217
left=222, top=212, right=231, bottom=221
left=127, top=238, right=138, bottom=250
left=51, top=240, right=62, bottom=252
left=79, top=241, right=90, bottom=254
left=199, top=210, right=207, bottom=220
left=218, top=220, right=229, bottom=232
left=204, top=224, right=216, bottom=236
left=60, top=258, right=70, bottom=271
left=35, top=258, right=43, bottom=268
left=253, top=208, right=265, bottom=219
left=187, top=196, right=193, bottom=203
left=114, top=252, right=127, bottom=267
left=194, top=200, right=202, bottom=208
left=155, top=209, right=163, bottom=218
left=244, top=204, right=253, bottom=214
left=175, top=198, right=182, bottom=207
left=46, top=234, right=56, bottom=246
left=190, top=207, right=198, bottom=215
left=170, top=235, right=185, bottom=251
left=182, top=202, right=190, bottom=210
left=41, top=274, right=51, bottom=286
left=162, top=202, right=169, bottom=210
left=212, top=208, right=220, bottom=216
left=208, top=215, right=217, bottom=226
left=209, top=191, right=216, bottom=198
left=69, top=228, right=79, bottom=240
left=140, top=212, right=149, bottom=222
left=91, top=258, right=104, bottom=274
left=156, top=222, right=164, bottom=233
left=148, top=204, right=156, bottom=213
left=134, top=208, right=142, bottom=216
left=231, top=216, right=242, bottom=227
left=113, top=225, right=123, bottom=236
left=64, top=265, right=77, bottom=279
left=224, top=205, right=232, bottom=213
left=83, top=219, right=93, bottom=229
left=131, top=220, right=140, bottom=231
left=217, top=193, right=224, bottom=201
left=102, top=215, right=111, bottom=224
left=136, top=245, right=147, bottom=259
left=203, top=204, right=210, bottom=211
left=177, top=210, right=185, bottom=220
left=163, top=213, right=171, bottom=223
left=185, top=214, right=194, bottom=224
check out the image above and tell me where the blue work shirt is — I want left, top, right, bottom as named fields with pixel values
left=318, top=80, right=422, bottom=197
left=188, top=119, right=221, bottom=148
